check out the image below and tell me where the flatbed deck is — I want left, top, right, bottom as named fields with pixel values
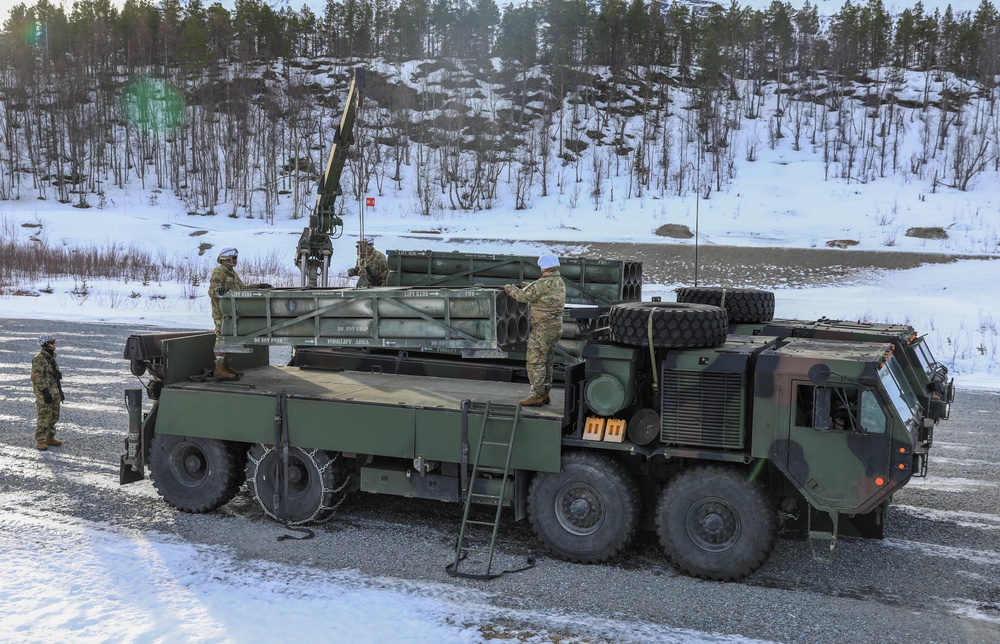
left=168, top=364, right=566, bottom=418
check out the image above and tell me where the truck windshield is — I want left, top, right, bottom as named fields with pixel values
left=880, top=359, right=918, bottom=428
left=910, top=337, right=937, bottom=379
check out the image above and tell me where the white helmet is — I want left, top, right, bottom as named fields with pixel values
left=218, top=247, right=238, bottom=260
left=39, top=333, right=56, bottom=346
left=538, top=254, right=560, bottom=269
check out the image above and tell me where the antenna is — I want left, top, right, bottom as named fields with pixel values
left=694, top=128, right=701, bottom=287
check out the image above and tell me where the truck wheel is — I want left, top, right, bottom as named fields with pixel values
left=608, top=302, right=727, bottom=348
left=528, top=452, right=639, bottom=563
left=149, top=434, right=243, bottom=513
left=656, top=466, right=778, bottom=581
left=675, top=287, right=775, bottom=323
left=246, top=444, right=348, bottom=525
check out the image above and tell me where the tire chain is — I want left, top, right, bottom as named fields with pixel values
left=246, top=445, right=351, bottom=525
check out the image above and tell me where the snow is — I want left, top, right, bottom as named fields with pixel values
left=2, top=129, right=998, bottom=642
left=2, top=3, right=1000, bottom=637
left=3, top=510, right=764, bottom=643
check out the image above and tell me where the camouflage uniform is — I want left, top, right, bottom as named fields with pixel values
left=504, top=269, right=566, bottom=398
left=32, top=345, right=63, bottom=443
left=208, top=262, right=246, bottom=362
left=348, top=248, right=389, bottom=286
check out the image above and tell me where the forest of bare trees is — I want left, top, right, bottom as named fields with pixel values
left=1, top=0, right=999, bottom=221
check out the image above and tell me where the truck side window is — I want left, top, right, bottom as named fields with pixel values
left=795, top=384, right=815, bottom=427
left=858, top=389, right=887, bottom=434
left=796, top=384, right=879, bottom=433
left=829, top=387, right=859, bottom=431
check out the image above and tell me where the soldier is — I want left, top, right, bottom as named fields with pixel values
left=32, top=333, right=65, bottom=450
left=347, top=236, right=389, bottom=287
left=504, top=254, right=567, bottom=407
left=208, top=247, right=248, bottom=381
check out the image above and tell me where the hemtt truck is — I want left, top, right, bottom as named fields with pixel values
left=117, top=70, right=947, bottom=582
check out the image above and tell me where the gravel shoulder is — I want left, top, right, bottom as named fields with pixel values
left=1, top=318, right=998, bottom=643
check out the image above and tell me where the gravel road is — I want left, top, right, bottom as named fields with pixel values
left=1, top=317, right=998, bottom=643
left=444, top=238, right=1000, bottom=288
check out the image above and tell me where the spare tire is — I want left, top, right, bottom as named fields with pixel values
left=608, top=302, right=727, bottom=348
left=675, top=287, right=775, bottom=323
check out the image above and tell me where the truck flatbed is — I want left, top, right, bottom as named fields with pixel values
left=169, top=364, right=565, bottom=418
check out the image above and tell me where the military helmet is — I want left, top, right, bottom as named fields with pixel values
left=218, top=247, right=238, bottom=261
left=39, top=333, right=56, bottom=346
left=538, top=254, right=560, bottom=269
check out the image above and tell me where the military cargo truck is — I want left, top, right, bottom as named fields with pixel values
left=117, top=69, right=946, bottom=582
left=120, top=297, right=936, bottom=581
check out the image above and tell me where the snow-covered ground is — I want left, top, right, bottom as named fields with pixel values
left=2, top=3, right=999, bottom=635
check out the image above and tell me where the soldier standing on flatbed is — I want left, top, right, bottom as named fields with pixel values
left=347, top=236, right=389, bottom=287
left=504, top=254, right=567, bottom=407
left=32, top=333, right=65, bottom=450
left=208, top=247, right=247, bottom=381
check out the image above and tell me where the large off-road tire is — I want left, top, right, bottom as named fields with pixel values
left=608, top=302, right=727, bottom=348
left=656, top=466, right=778, bottom=581
left=245, top=444, right=349, bottom=525
left=149, top=434, right=243, bottom=513
left=675, top=287, right=775, bottom=323
left=528, top=452, right=640, bottom=563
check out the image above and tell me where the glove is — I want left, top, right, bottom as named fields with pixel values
left=59, top=389, right=66, bottom=402
left=42, top=388, right=53, bottom=404
left=503, top=284, right=515, bottom=295
left=217, top=285, right=228, bottom=296
left=254, top=283, right=272, bottom=289
left=347, top=267, right=358, bottom=278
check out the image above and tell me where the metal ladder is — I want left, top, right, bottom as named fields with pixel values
left=447, top=401, right=529, bottom=580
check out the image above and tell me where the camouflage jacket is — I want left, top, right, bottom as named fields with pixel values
left=348, top=249, right=389, bottom=286
left=209, top=264, right=246, bottom=322
left=504, top=270, right=566, bottom=329
left=31, top=346, right=62, bottom=397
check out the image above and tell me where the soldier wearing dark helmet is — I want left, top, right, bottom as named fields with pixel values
left=32, top=333, right=65, bottom=451
left=347, top=236, right=388, bottom=287
left=503, top=254, right=566, bottom=407
left=208, top=247, right=247, bottom=381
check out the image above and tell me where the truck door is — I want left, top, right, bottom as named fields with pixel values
left=780, top=381, right=892, bottom=512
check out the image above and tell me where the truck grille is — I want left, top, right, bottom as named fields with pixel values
left=660, top=370, right=745, bottom=449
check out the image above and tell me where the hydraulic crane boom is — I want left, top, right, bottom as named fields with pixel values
left=296, top=68, right=367, bottom=287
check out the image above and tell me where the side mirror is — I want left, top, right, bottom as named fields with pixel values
left=813, top=388, right=831, bottom=430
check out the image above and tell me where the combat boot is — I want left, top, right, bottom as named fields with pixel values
left=45, top=437, right=62, bottom=447
left=36, top=441, right=48, bottom=451
left=214, top=362, right=238, bottom=381
left=520, top=394, right=547, bottom=407
left=225, top=362, right=245, bottom=377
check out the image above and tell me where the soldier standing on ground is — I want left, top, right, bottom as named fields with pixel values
left=504, top=254, right=567, bottom=407
left=32, top=333, right=64, bottom=451
left=208, top=247, right=247, bottom=381
left=347, top=236, right=389, bottom=287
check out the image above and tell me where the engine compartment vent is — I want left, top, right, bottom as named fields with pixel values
left=660, top=369, right=745, bottom=449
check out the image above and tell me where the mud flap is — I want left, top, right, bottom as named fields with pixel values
left=808, top=509, right=839, bottom=563
left=119, top=455, right=144, bottom=484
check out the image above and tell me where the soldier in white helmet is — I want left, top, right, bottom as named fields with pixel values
left=504, top=254, right=566, bottom=406
left=208, top=247, right=246, bottom=380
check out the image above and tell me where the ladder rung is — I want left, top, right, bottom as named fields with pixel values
left=481, top=440, right=509, bottom=447
left=467, top=519, right=498, bottom=527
